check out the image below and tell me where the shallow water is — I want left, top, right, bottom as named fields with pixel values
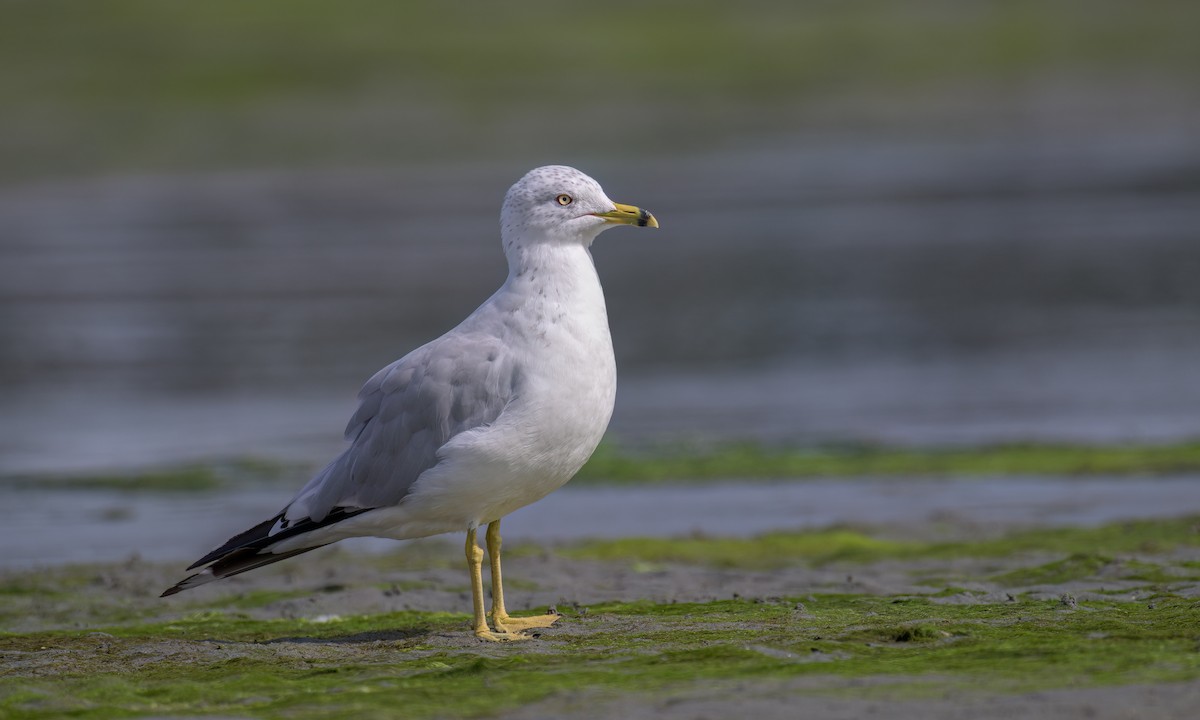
left=2, top=131, right=1200, bottom=475
left=5, top=476, right=1200, bottom=569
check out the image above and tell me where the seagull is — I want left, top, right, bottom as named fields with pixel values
left=162, top=166, right=658, bottom=641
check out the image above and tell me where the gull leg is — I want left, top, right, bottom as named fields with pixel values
left=467, top=527, right=528, bottom=642
left=487, top=519, right=560, bottom=633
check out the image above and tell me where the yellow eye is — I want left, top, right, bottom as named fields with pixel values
left=556, top=194, right=573, bottom=206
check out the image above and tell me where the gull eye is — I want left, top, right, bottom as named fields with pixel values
left=555, top=194, right=573, bottom=206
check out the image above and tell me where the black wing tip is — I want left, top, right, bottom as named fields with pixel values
left=162, top=506, right=373, bottom=598
left=160, top=571, right=206, bottom=597
left=185, top=514, right=284, bottom=570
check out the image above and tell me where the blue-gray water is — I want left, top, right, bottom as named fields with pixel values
left=5, top=476, right=1200, bottom=569
left=2, top=130, right=1200, bottom=475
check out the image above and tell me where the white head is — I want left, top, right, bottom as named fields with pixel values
left=500, top=166, right=657, bottom=256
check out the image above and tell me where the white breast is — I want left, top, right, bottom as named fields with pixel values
left=370, top=244, right=617, bottom=537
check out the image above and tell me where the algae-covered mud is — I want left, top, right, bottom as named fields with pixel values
left=4, top=511, right=1200, bottom=719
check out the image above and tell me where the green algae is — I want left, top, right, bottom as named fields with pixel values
left=5, top=512, right=1200, bottom=717
left=567, top=516, right=1200, bottom=569
left=577, top=440, right=1200, bottom=483
left=991, top=553, right=1117, bottom=586
left=4, top=596, right=1198, bottom=719
left=18, top=440, right=1200, bottom=495
left=565, top=529, right=919, bottom=570
left=220, top=588, right=329, bottom=610
left=8, top=458, right=302, bottom=494
left=4, top=1, right=1198, bottom=182
left=11, top=466, right=226, bottom=493
left=993, top=555, right=1200, bottom=587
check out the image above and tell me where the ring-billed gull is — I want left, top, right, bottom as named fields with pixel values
left=162, top=166, right=658, bottom=641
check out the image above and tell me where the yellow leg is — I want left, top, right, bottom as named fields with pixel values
left=487, top=519, right=560, bottom=633
left=467, top=527, right=528, bottom=642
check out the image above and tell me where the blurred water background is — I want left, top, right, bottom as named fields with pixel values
left=2, top=0, right=1199, bottom=477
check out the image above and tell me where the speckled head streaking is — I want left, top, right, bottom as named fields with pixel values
left=500, top=166, right=658, bottom=251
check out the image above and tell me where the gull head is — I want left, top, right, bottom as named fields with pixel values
left=500, top=166, right=658, bottom=250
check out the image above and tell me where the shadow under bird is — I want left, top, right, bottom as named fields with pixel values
left=162, top=166, right=658, bottom=641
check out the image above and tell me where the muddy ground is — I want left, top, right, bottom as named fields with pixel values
left=4, top=510, right=1200, bottom=719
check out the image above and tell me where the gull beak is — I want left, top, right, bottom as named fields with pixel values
left=591, top=202, right=659, bottom=229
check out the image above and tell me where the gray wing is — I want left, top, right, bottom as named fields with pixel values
left=285, top=330, right=519, bottom=523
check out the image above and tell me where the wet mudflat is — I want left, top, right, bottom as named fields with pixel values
left=3, top=519, right=1200, bottom=719
left=4, top=474, right=1200, bottom=719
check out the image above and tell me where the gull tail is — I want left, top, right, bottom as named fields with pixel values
left=161, top=507, right=371, bottom=597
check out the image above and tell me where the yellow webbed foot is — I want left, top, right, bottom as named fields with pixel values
left=484, top=520, right=561, bottom=636
left=492, top=611, right=560, bottom=633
